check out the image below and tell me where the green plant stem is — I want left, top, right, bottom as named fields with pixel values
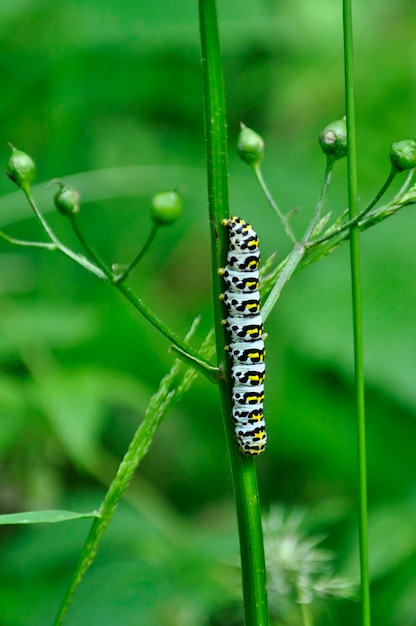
left=24, top=190, right=106, bottom=278
left=307, top=156, right=334, bottom=239
left=299, top=602, right=314, bottom=626
left=309, top=167, right=397, bottom=248
left=14, top=188, right=214, bottom=372
left=391, top=169, right=414, bottom=202
left=342, top=1, right=371, bottom=624
left=67, top=213, right=216, bottom=374
left=254, top=163, right=297, bottom=244
left=0, top=230, right=56, bottom=249
left=170, top=341, right=220, bottom=382
left=199, top=1, right=268, bottom=624
left=261, top=159, right=333, bottom=321
left=53, top=319, right=210, bottom=626
left=114, top=222, right=159, bottom=284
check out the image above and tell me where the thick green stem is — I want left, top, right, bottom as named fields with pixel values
left=342, top=1, right=371, bottom=624
left=199, top=1, right=269, bottom=624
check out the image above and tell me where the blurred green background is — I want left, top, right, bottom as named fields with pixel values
left=1, top=0, right=416, bottom=624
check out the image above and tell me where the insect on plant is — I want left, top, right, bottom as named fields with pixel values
left=220, top=216, right=267, bottom=456
left=1, top=1, right=416, bottom=625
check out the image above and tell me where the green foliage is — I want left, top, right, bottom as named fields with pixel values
left=0, top=510, right=98, bottom=525
left=1, top=1, right=416, bottom=625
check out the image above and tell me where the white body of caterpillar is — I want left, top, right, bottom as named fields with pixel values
left=220, top=216, right=267, bottom=456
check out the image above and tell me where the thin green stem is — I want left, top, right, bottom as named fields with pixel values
left=309, top=167, right=397, bottom=248
left=343, top=1, right=371, bottom=624
left=262, top=158, right=334, bottom=321
left=68, top=213, right=215, bottom=373
left=299, top=602, right=314, bottom=626
left=170, top=341, right=220, bottom=383
left=254, top=163, right=297, bottom=244
left=53, top=319, right=210, bottom=626
left=23, top=190, right=106, bottom=278
left=7, top=186, right=214, bottom=372
left=390, top=169, right=414, bottom=202
left=261, top=162, right=415, bottom=318
left=304, top=156, right=334, bottom=241
left=114, top=223, right=159, bottom=284
left=199, top=1, right=268, bottom=624
left=23, top=189, right=57, bottom=243
left=0, top=230, right=56, bottom=250
left=262, top=243, right=303, bottom=321
left=299, top=184, right=416, bottom=270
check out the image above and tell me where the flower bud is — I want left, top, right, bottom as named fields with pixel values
left=6, top=144, right=36, bottom=192
left=53, top=183, right=80, bottom=216
left=319, top=117, right=347, bottom=160
left=390, top=139, right=416, bottom=172
left=151, top=190, right=182, bottom=225
left=237, top=123, right=265, bottom=166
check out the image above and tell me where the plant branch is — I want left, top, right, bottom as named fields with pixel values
left=262, top=158, right=334, bottom=321
left=0, top=230, right=56, bottom=250
left=254, top=163, right=297, bottom=244
left=67, top=213, right=215, bottom=373
left=113, top=222, right=159, bottom=284
left=199, top=1, right=269, bottom=624
left=53, top=319, right=212, bottom=626
left=308, top=167, right=397, bottom=248
left=299, top=602, right=314, bottom=626
left=2, top=185, right=216, bottom=373
left=170, top=341, right=220, bottom=383
left=261, top=168, right=416, bottom=318
left=342, top=0, right=371, bottom=623
left=21, top=189, right=106, bottom=278
left=307, top=156, right=335, bottom=239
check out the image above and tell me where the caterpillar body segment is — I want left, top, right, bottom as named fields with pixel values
left=221, top=292, right=261, bottom=317
left=224, top=314, right=264, bottom=342
left=226, top=250, right=260, bottom=272
left=221, top=266, right=259, bottom=293
left=230, top=362, right=266, bottom=387
left=221, top=216, right=267, bottom=456
left=232, top=385, right=265, bottom=407
left=227, top=340, right=265, bottom=364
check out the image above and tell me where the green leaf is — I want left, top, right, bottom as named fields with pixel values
left=0, top=509, right=99, bottom=525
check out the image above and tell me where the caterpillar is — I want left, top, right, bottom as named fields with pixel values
left=220, top=216, right=267, bottom=456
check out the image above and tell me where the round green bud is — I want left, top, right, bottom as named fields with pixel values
left=53, top=183, right=80, bottom=216
left=151, top=190, right=182, bottom=225
left=237, top=123, right=265, bottom=166
left=6, top=144, right=36, bottom=191
left=390, top=139, right=416, bottom=172
left=319, top=117, right=347, bottom=160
